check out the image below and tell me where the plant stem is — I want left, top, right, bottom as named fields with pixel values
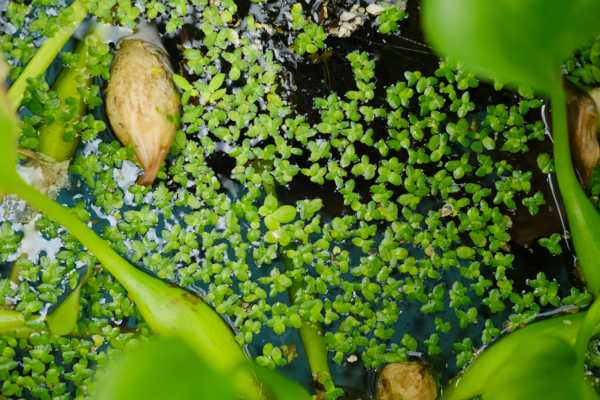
left=11, top=178, right=145, bottom=289
left=289, top=276, right=331, bottom=384
left=7, top=0, right=87, bottom=111
left=10, top=178, right=263, bottom=399
left=551, top=82, right=600, bottom=295
left=264, top=181, right=333, bottom=389
left=39, top=25, right=102, bottom=161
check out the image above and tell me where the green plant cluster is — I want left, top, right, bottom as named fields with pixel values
left=565, top=35, right=600, bottom=89
left=0, top=0, right=594, bottom=398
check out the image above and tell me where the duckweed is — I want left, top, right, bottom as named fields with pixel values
left=0, top=0, right=596, bottom=398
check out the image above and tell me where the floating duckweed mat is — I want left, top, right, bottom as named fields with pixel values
left=1, top=0, right=599, bottom=398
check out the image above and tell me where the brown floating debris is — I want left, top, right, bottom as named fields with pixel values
left=566, top=82, right=600, bottom=188
left=377, top=362, right=438, bottom=400
left=106, top=24, right=180, bottom=186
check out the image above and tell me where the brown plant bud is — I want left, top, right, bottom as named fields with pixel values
left=106, top=34, right=180, bottom=186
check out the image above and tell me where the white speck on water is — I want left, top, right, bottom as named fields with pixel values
left=14, top=219, right=63, bottom=263
left=39, top=303, right=52, bottom=320
left=143, top=191, right=154, bottom=205
left=0, top=196, right=29, bottom=223
left=366, top=4, right=385, bottom=16
left=219, top=174, right=241, bottom=198
left=216, top=216, right=227, bottom=231
left=17, top=165, right=45, bottom=187
left=114, top=160, right=140, bottom=191
left=330, top=5, right=368, bottom=38
left=215, top=142, right=235, bottom=154
left=83, top=139, right=102, bottom=156
left=91, top=205, right=117, bottom=227
left=146, top=228, right=164, bottom=245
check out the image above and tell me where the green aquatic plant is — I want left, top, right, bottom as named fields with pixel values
left=423, top=0, right=600, bottom=291
left=423, top=0, right=600, bottom=398
left=1, top=67, right=262, bottom=400
left=7, top=0, right=87, bottom=111
left=256, top=171, right=340, bottom=398
left=1, top=0, right=593, bottom=397
left=39, top=24, right=109, bottom=162
left=95, top=336, right=310, bottom=400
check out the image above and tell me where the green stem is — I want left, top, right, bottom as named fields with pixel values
left=443, top=312, right=587, bottom=400
left=39, top=25, right=102, bottom=161
left=10, top=179, right=262, bottom=399
left=7, top=0, right=87, bottom=111
left=264, top=182, right=333, bottom=387
left=551, top=82, right=600, bottom=295
left=288, top=274, right=331, bottom=384
left=11, top=178, right=146, bottom=289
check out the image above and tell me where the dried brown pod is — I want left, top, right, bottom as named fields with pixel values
left=377, top=362, right=438, bottom=400
left=566, top=83, right=600, bottom=187
left=106, top=28, right=180, bottom=186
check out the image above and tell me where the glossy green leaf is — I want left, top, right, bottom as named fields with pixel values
left=46, top=286, right=82, bottom=336
left=444, top=312, right=586, bottom=400
left=483, top=335, right=595, bottom=400
left=0, top=309, right=27, bottom=334
left=422, top=0, right=600, bottom=92
left=252, top=366, right=312, bottom=400
left=94, top=337, right=237, bottom=400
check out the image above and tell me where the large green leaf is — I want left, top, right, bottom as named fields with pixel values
left=94, top=336, right=314, bottom=400
left=483, top=335, right=597, bottom=400
left=253, top=366, right=312, bottom=400
left=422, top=0, right=600, bottom=92
left=94, top=337, right=237, bottom=400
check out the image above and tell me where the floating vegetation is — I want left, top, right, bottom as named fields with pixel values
left=0, top=0, right=599, bottom=399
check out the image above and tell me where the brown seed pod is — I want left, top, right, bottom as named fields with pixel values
left=377, top=362, right=438, bottom=400
left=106, top=37, right=180, bottom=186
left=566, top=83, right=600, bottom=187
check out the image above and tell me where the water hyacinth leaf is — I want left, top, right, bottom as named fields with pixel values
left=444, top=312, right=586, bottom=400
left=483, top=335, right=594, bottom=400
left=422, top=0, right=600, bottom=92
left=251, top=365, right=312, bottom=400
left=94, top=337, right=237, bottom=400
